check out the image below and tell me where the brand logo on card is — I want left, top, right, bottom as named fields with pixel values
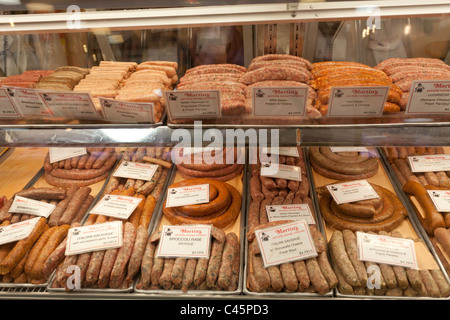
left=432, top=191, right=440, bottom=197
left=255, top=89, right=265, bottom=98
left=42, top=94, right=52, bottom=102
left=260, top=232, right=270, bottom=242
left=6, top=88, right=15, bottom=97
left=275, top=225, right=300, bottom=235
left=73, top=228, right=80, bottom=236
left=414, top=83, right=425, bottom=93
left=165, top=228, right=173, bottom=236
left=334, top=89, right=344, bottom=98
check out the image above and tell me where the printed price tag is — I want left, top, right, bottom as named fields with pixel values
left=0, top=88, right=20, bottom=118
left=326, top=179, right=379, bottom=205
left=255, top=221, right=317, bottom=267
left=261, top=147, right=299, bottom=157
left=405, top=80, right=450, bottom=114
left=327, top=86, right=389, bottom=117
left=3, top=86, right=52, bottom=117
left=89, top=194, right=143, bottom=220
left=252, top=87, right=308, bottom=117
left=99, top=98, right=155, bottom=123
left=156, top=225, right=212, bottom=258
left=427, top=190, right=450, bottom=213
left=165, top=184, right=210, bottom=208
left=65, top=220, right=123, bottom=256
left=0, top=217, right=41, bottom=246
left=9, top=196, right=55, bottom=218
left=49, top=147, right=87, bottom=163
left=357, top=231, right=418, bottom=269
left=165, top=90, right=221, bottom=119
left=330, top=147, right=369, bottom=153
left=39, top=91, right=100, bottom=120
left=408, top=154, right=450, bottom=173
left=266, top=204, right=315, bottom=224
left=113, top=161, right=159, bottom=181
left=260, top=162, right=302, bottom=181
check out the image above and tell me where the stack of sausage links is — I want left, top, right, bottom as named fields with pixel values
left=34, top=66, right=90, bottom=92
left=73, top=61, right=137, bottom=113
left=0, top=186, right=93, bottom=228
left=310, top=61, right=402, bottom=115
left=328, top=228, right=450, bottom=298
left=246, top=148, right=337, bottom=295
left=375, top=58, right=450, bottom=110
left=48, top=148, right=173, bottom=290
left=43, top=147, right=117, bottom=188
left=176, top=63, right=248, bottom=117
left=136, top=226, right=240, bottom=293
left=0, top=70, right=55, bottom=89
left=317, top=182, right=408, bottom=234
left=175, top=147, right=244, bottom=182
left=382, top=146, right=449, bottom=188
left=0, top=217, right=70, bottom=285
left=163, top=177, right=242, bottom=229
left=432, top=228, right=450, bottom=275
left=309, top=147, right=379, bottom=180
left=382, top=146, right=450, bottom=235
left=115, top=61, right=179, bottom=123
left=241, top=54, right=321, bottom=120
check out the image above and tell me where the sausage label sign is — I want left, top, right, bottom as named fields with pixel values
left=265, top=204, right=315, bottom=224
left=89, top=194, right=143, bottom=220
left=427, top=190, right=450, bottom=213
left=0, top=216, right=41, bottom=246
left=327, top=179, right=379, bottom=205
left=256, top=221, right=317, bottom=267
left=260, top=163, right=302, bottom=181
left=252, top=87, right=307, bottom=117
left=408, top=154, right=450, bottom=172
left=165, top=90, right=221, bottom=120
left=113, top=161, right=159, bottom=181
left=405, top=80, right=450, bottom=114
left=9, top=196, right=56, bottom=218
left=0, top=88, right=20, bottom=118
left=356, top=232, right=418, bottom=269
left=49, top=147, right=87, bottom=163
left=165, top=184, right=210, bottom=208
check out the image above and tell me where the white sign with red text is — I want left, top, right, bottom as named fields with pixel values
left=113, top=161, right=159, bottom=181
left=405, top=80, right=450, bottom=114
left=156, top=225, right=212, bottom=258
left=326, top=179, right=379, bottom=205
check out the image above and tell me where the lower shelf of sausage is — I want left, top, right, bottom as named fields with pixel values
left=0, top=146, right=448, bottom=300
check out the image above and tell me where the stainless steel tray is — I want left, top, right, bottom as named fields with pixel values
left=242, top=147, right=333, bottom=298
left=134, top=149, right=247, bottom=296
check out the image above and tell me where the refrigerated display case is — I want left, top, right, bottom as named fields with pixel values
left=0, top=0, right=449, bottom=300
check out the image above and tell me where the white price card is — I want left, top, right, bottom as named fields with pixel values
left=427, top=190, right=450, bottom=213
left=326, top=179, right=379, bottom=205
left=266, top=204, right=315, bottom=224
left=49, top=147, right=87, bottom=163
left=0, top=88, right=20, bottom=118
left=39, top=92, right=100, bottom=120
left=9, top=196, right=55, bottom=218
left=156, top=225, right=212, bottom=258
left=327, top=86, right=389, bottom=117
left=0, top=217, right=41, bottom=246
left=113, top=161, right=159, bottom=181
left=405, top=80, right=450, bottom=115
left=3, top=86, right=52, bottom=117
left=330, top=147, right=369, bottom=153
left=252, top=87, right=308, bottom=117
left=255, top=221, right=317, bottom=267
left=261, top=147, right=299, bottom=157
left=260, top=162, right=302, bottom=181
left=65, top=220, right=123, bottom=256
left=99, top=98, right=155, bottom=124
left=165, top=90, right=221, bottom=120
left=89, top=194, right=143, bottom=220
left=165, top=184, right=210, bottom=208
left=357, top=231, right=418, bottom=269
left=408, top=154, right=450, bottom=173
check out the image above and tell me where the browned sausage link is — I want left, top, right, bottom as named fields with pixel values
left=85, top=148, right=104, bottom=169
left=109, top=222, right=137, bottom=288
left=77, top=154, right=89, bottom=169
left=58, top=187, right=92, bottom=226
left=159, top=258, right=175, bottom=290
left=249, top=242, right=271, bottom=292
left=342, top=229, right=368, bottom=286
left=280, top=263, right=298, bottom=291
left=206, top=238, right=225, bottom=288
left=329, top=230, right=361, bottom=287
left=424, top=172, right=440, bottom=187
left=305, top=257, right=330, bottom=295
left=248, top=200, right=261, bottom=232
left=170, top=257, right=187, bottom=288
left=14, top=187, right=66, bottom=200
left=48, top=186, right=79, bottom=227
left=125, top=225, right=148, bottom=282
left=181, top=258, right=197, bottom=292
left=97, top=247, right=119, bottom=288
left=217, top=232, right=239, bottom=289
left=193, top=257, right=209, bottom=287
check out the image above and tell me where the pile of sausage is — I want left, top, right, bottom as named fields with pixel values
left=248, top=147, right=313, bottom=231
left=136, top=227, right=240, bottom=293
left=382, top=146, right=450, bottom=188
left=375, top=58, right=450, bottom=110
left=329, top=229, right=450, bottom=298
left=0, top=217, right=69, bottom=285
left=0, top=186, right=93, bottom=228
left=241, top=54, right=321, bottom=120
left=310, top=61, right=402, bottom=115
left=175, top=147, right=244, bottom=181
left=0, top=70, right=54, bottom=88
left=432, top=228, right=450, bottom=275
left=163, top=178, right=242, bottom=229
left=43, top=147, right=117, bottom=188
left=176, top=63, right=247, bottom=117
left=309, top=147, right=379, bottom=180
left=103, top=147, right=173, bottom=198
left=246, top=220, right=336, bottom=295
left=317, top=182, right=408, bottom=233
left=34, top=66, right=90, bottom=92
